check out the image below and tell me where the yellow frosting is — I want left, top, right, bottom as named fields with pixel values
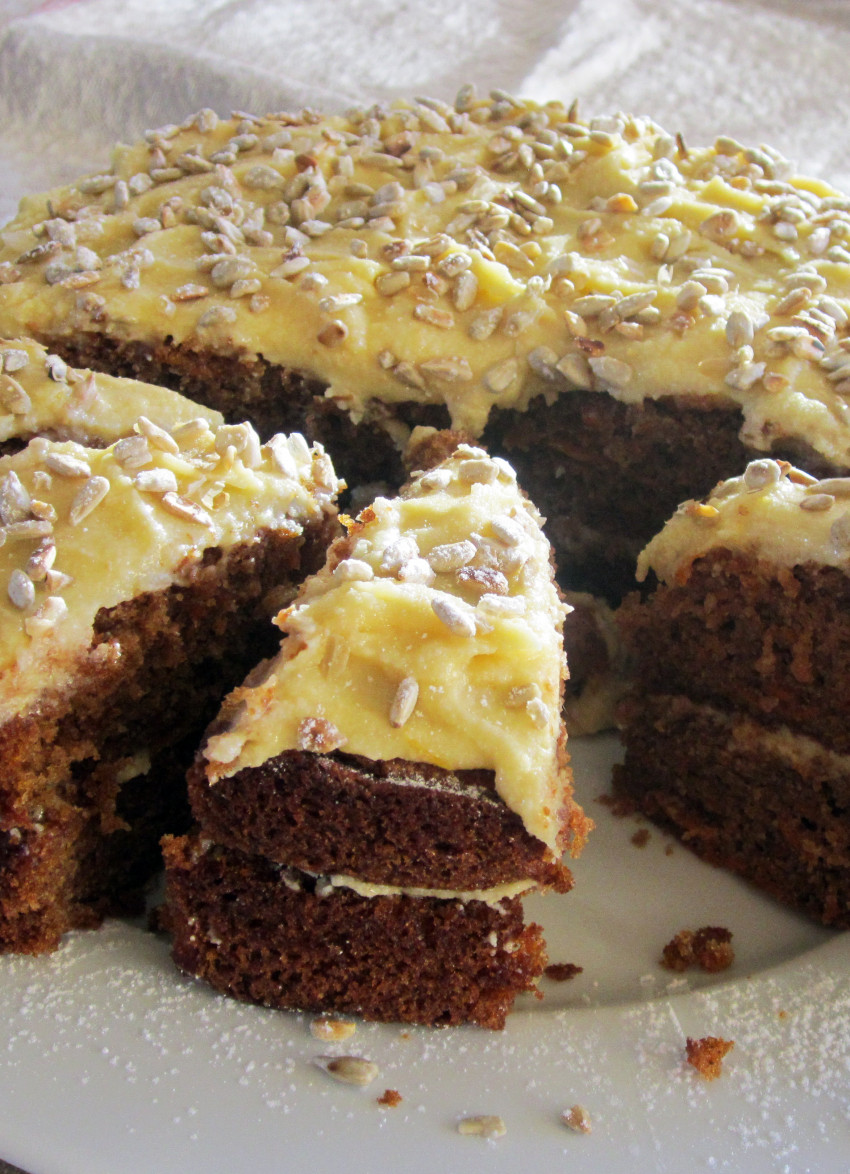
left=0, top=335, right=222, bottom=446
left=2, top=97, right=850, bottom=460
left=0, top=423, right=340, bottom=722
left=318, top=872, right=536, bottom=910
left=637, top=458, right=850, bottom=583
left=203, top=443, right=571, bottom=853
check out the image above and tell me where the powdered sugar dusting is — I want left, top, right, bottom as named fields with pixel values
left=0, top=738, right=848, bottom=1173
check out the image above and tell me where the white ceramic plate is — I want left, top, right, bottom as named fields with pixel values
left=1, top=734, right=848, bottom=1174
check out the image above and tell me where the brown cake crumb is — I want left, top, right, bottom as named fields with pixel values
left=631, top=828, right=651, bottom=848
left=661, top=926, right=734, bottom=973
left=685, top=1036, right=734, bottom=1080
left=544, top=962, right=583, bottom=982
left=377, top=1088, right=403, bottom=1108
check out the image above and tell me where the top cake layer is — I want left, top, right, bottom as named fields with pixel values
left=0, top=422, right=340, bottom=723
left=0, top=335, right=222, bottom=447
left=202, top=442, right=571, bottom=853
left=2, top=94, right=850, bottom=460
left=637, top=457, right=850, bottom=582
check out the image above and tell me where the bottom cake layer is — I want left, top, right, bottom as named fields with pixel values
left=615, top=696, right=850, bottom=926
left=161, top=832, right=549, bottom=1029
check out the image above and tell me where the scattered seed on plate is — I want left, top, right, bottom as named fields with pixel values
left=314, top=1056, right=379, bottom=1087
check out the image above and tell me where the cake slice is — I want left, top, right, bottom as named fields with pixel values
left=162, top=440, right=589, bottom=1028
left=0, top=334, right=223, bottom=453
left=615, top=458, right=850, bottom=925
left=0, top=418, right=340, bottom=953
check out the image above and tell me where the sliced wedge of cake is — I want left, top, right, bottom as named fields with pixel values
left=616, top=458, right=850, bottom=925
left=0, top=419, right=340, bottom=953
left=162, top=440, right=589, bottom=1028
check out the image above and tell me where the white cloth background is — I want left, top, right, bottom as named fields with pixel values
left=3, top=0, right=850, bottom=222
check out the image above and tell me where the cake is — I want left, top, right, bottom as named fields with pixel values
left=1, top=94, right=850, bottom=606
left=162, top=440, right=589, bottom=1028
left=0, top=399, right=340, bottom=953
left=615, top=457, right=850, bottom=926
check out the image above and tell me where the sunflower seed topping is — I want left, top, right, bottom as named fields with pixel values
left=26, top=540, right=57, bottom=582
left=389, top=675, right=419, bottom=727
left=332, top=558, right=374, bottom=582
left=44, top=452, right=92, bottom=479
left=7, top=569, right=35, bottom=610
left=813, top=478, right=850, bottom=498
left=800, top=493, right=835, bottom=512
left=431, top=595, right=477, bottom=636
left=743, top=459, right=783, bottom=491
left=68, top=476, right=110, bottom=525
left=427, top=539, right=476, bottom=572
left=2, top=349, right=28, bottom=374
left=136, top=416, right=180, bottom=454
left=112, top=436, right=152, bottom=470
left=160, top=492, right=213, bottom=527
left=134, top=468, right=179, bottom=494
left=490, top=515, right=525, bottom=547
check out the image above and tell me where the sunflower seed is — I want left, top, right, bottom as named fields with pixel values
left=136, top=416, right=179, bottom=454
left=309, top=1017, right=356, bottom=1042
left=800, top=493, right=835, bottom=512
left=26, top=540, right=57, bottom=582
left=0, top=375, right=31, bottom=415
left=69, top=476, right=110, bottom=525
left=483, top=357, right=519, bottom=394
left=588, top=355, right=632, bottom=389
left=44, top=451, right=92, bottom=478
left=743, top=459, right=783, bottom=490
left=160, top=491, right=213, bottom=527
left=431, top=595, right=477, bottom=637
left=314, top=1056, right=379, bottom=1087
left=427, top=539, right=476, bottom=573
left=24, top=594, right=67, bottom=636
left=2, top=349, right=28, bottom=373
left=7, top=569, right=35, bottom=610
left=457, top=1116, right=506, bottom=1138
left=389, top=676, right=419, bottom=728
left=134, top=468, right=179, bottom=494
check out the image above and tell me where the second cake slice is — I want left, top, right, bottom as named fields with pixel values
left=163, top=439, right=589, bottom=1028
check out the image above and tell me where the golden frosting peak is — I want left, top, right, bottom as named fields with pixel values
left=2, top=97, right=850, bottom=459
left=203, top=442, right=572, bottom=854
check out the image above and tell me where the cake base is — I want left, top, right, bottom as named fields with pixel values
left=162, top=832, right=548, bottom=1030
